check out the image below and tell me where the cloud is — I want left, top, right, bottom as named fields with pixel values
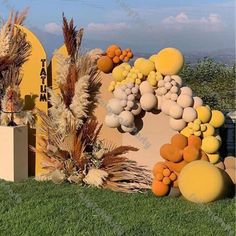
left=44, top=22, right=61, bottom=34
left=87, top=22, right=129, bottom=32
left=162, top=12, right=222, bottom=31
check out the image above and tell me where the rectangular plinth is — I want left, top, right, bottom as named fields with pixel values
left=0, top=126, right=28, bottom=181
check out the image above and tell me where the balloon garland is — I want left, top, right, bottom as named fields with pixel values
left=100, top=46, right=235, bottom=203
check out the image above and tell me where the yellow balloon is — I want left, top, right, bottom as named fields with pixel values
left=178, top=161, right=225, bottom=203
left=209, top=110, right=225, bottom=128
left=155, top=48, right=184, bottom=75
left=196, top=106, right=212, bottom=123
left=201, top=136, right=220, bottom=154
left=207, top=153, right=220, bottom=164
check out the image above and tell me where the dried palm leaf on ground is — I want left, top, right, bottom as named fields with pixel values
left=101, top=156, right=152, bottom=193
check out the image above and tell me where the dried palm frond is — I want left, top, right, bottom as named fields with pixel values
left=101, top=156, right=152, bottom=193
left=103, top=146, right=139, bottom=159
left=69, top=75, right=90, bottom=127
left=60, top=63, right=78, bottom=107
left=83, top=168, right=108, bottom=187
left=62, top=14, right=83, bottom=60
left=0, top=23, right=10, bottom=57
left=13, top=8, right=29, bottom=25
left=8, top=28, right=31, bottom=68
left=53, top=51, right=70, bottom=86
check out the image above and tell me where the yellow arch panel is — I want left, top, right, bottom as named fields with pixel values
left=17, top=25, right=48, bottom=176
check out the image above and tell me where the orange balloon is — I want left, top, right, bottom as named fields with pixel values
left=115, top=49, right=122, bottom=56
left=183, top=146, right=200, bottom=162
left=151, top=180, right=169, bottom=196
left=160, top=144, right=183, bottom=163
left=156, top=173, right=164, bottom=181
left=106, top=44, right=119, bottom=54
left=122, top=50, right=127, bottom=56
left=119, top=55, right=125, bottom=60
left=97, top=56, right=114, bottom=73
left=107, top=50, right=115, bottom=58
left=127, top=51, right=133, bottom=58
left=173, top=180, right=178, bottom=188
left=169, top=172, right=177, bottom=181
left=165, top=160, right=188, bottom=173
left=152, top=162, right=166, bottom=176
left=163, top=177, right=171, bottom=185
left=188, top=135, right=202, bottom=149
left=163, top=168, right=171, bottom=177
left=124, top=56, right=129, bottom=62
left=113, top=56, right=120, bottom=64
left=171, top=134, right=188, bottom=149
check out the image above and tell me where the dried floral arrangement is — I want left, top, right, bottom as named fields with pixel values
left=0, top=9, right=36, bottom=126
left=33, top=15, right=151, bottom=193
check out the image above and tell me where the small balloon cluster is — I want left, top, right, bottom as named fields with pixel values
left=97, top=44, right=133, bottom=73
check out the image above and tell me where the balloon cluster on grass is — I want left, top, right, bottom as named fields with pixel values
left=104, top=46, right=233, bottom=203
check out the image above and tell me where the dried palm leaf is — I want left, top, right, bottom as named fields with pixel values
left=62, top=14, right=83, bottom=61
left=103, top=146, right=139, bottom=159
left=13, top=8, right=29, bottom=25
left=101, top=156, right=152, bottom=193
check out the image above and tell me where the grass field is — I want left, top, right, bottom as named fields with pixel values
left=0, top=179, right=235, bottom=236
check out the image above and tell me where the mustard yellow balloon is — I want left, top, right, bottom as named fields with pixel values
left=207, top=153, right=220, bottom=164
left=178, top=160, right=225, bottom=203
left=201, top=136, right=220, bottom=154
left=202, top=124, right=215, bottom=137
left=155, top=48, right=184, bottom=75
left=196, top=106, right=212, bottom=123
left=209, top=110, right=225, bottom=128
left=149, top=54, right=158, bottom=63
left=134, top=58, right=145, bottom=70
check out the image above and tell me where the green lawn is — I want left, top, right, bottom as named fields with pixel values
left=0, top=179, right=235, bottom=236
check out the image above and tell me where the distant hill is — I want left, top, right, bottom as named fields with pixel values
left=135, top=48, right=235, bottom=66
left=30, top=27, right=235, bottom=65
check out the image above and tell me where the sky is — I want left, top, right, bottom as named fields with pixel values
left=0, top=0, right=235, bottom=57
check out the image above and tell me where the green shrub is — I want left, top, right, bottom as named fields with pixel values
left=180, top=58, right=235, bottom=113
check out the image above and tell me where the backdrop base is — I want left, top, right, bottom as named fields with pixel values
left=0, top=126, right=28, bottom=181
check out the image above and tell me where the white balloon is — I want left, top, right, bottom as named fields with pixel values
left=121, top=123, right=136, bottom=133
left=113, top=88, right=127, bottom=100
left=139, top=81, right=154, bottom=95
left=127, top=100, right=134, bottom=108
left=155, top=95, right=162, bottom=110
left=180, top=87, right=193, bottom=96
left=140, top=93, right=157, bottom=111
left=164, top=82, right=172, bottom=90
left=107, top=98, right=123, bottom=115
left=131, top=87, right=139, bottom=94
left=164, top=75, right=171, bottom=82
left=171, top=75, right=182, bottom=87
left=182, top=107, right=197, bottom=122
left=131, top=102, right=142, bottom=115
left=177, top=94, right=194, bottom=108
left=127, top=82, right=134, bottom=88
left=169, top=117, right=186, bottom=131
left=169, top=103, right=183, bottom=119
left=158, top=79, right=165, bottom=87
left=120, top=100, right=127, bottom=107
left=105, top=114, right=120, bottom=128
left=170, top=93, right=178, bottom=101
left=125, top=88, right=131, bottom=95
left=170, top=86, right=178, bottom=94
left=119, top=111, right=134, bottom=126
left=193, top=96, right=203, bottom=109
left=161, top=99, right=176, bottom=115
left=128, top=94, right=135, bottom=101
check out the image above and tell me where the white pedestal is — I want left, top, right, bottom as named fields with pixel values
left=0, top=125, right=28, bottom=181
